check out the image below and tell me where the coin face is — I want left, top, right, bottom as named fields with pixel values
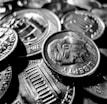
left=61, top=10, right=105, bottom=40
left=19, top=59, right=75, bottom=104
left=42, top=31, right=100, bottom=77
left=0, top=9, right=60, bottom=57
left=0, top=27, right=18, bottom=61
left=0, top=65, right=12, bottom=99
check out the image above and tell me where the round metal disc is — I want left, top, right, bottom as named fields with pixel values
left=0, top=65, right=12, bottom=99
left=0, top=27, right=18, bottom=61
left=19, top=59, right=75, bottom=104
left=61, top=10, right=105, bottom=40
left=0, top=9, right=61, bottom=57
left=42, top=31, right=100, bottom=78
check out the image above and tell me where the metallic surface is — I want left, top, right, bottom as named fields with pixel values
left=0, top=27, right=18, bottom=61
left=0, top=65, right=12, bottom=99
left=0, top=9, right=61, bottom=57
left=16, top=59, right=75, bottom=104
left=61, top=10, right=105, bottom=40
left=42, top=31, right=100, bottom=77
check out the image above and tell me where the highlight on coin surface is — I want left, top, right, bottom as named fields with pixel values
left=61, top=10, right=105, bottom=40
left=0, top=27, right=18, bottom=61
left=0, top=9, right=57, bottom=57
left=42, top=30, right=100, bottom=78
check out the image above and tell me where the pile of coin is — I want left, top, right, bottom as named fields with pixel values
left=0, top=0, right=107, bottom=104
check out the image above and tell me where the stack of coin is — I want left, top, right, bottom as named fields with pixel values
left=0, top=0, right=106, bottom=104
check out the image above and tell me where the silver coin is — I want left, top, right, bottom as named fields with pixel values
left=18, top=59, right=75, bottom=104
left=0, top=27, right=18, bottom=61
left=0, top=65, right=12, bottom=99
left=42, top=31, right=100, bottom=78
left=61, top=10, right=105, bottom=40
left=0, top=9, right=61, bottom=57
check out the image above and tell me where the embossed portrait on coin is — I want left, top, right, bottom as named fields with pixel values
left=47, top=35, right=92, bottom=67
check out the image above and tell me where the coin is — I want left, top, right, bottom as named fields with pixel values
left=0, top=27, right=18, bottom=61
left=0, top=9, right=61, bottom=57
left=18, top=59, right=75, bottom=104
left=84, top=81, right=107, bottom=99
left=42, top=30, right=100, bottom=78
left=0, top=65, right=12, bottom=99
left=61, top=10, right=105, bottom=40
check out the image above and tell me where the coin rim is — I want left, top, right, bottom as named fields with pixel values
left=42, top=30, right=101, bottom=78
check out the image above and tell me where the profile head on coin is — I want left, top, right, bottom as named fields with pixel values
left=0, top=27, right=18, bottom=62
left=61, top=10, right=105, bottom=40
left=42, top=31, right=100, bottom=78
left=0, top=9, right=60, bottom=57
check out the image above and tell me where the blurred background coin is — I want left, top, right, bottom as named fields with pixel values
left=66, top=0, right=102, bottom=11
left=43, top=0, right=77, bottom=19
left=0, top=9, right=61, bottom=57
left=61, top=10, right=105, bottom=40
left=26, top=0, right=51, bottom=8
left=42, top=30, right=100, bottom=78
left=0, top=0, right=14, bottom=20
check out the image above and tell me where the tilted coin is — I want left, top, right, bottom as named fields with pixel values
left=18, top=59, right=75, bottom=104
left=42, top=31, right=100, bottom=78
left=84, top=81, right=107, bottom=99
left=0, top=27, right=18, bottom=62
left=0, top=65, right=12, bottom=99
left=0, top=9, right=61, bottom=57
left=61, top=10, right=105, bottom=40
